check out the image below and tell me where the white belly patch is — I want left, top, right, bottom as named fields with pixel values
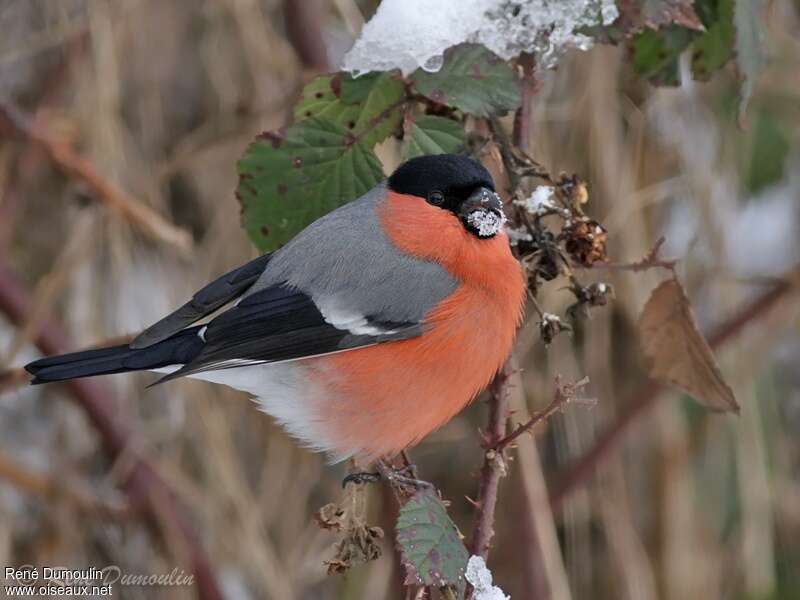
left=153, top=362, right=346, bottom=459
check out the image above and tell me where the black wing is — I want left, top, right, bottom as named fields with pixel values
left=131, top=253, right=273, bottom=348
left=153, top=285, right=421, bottom=384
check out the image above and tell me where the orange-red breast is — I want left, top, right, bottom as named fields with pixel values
left=26, top=154, right=526, bottom=463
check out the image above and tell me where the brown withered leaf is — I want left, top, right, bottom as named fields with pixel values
left=638, top=278, right=739, bottom=413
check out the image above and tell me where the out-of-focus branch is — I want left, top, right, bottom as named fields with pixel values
left=0, top=33, right=86, bottom=255
left=0, top=367, right=28, bottom=393
left=284, top=0, right=332, bottom=72
left=0, top=449, right=130, bottom=517
left=549, top=269, right=799, bottom=513
left=0, top=261, right=222, bottom=600
left=0, top=101, right=192, bottom=254
left=512, top=54, right=537, bottom=149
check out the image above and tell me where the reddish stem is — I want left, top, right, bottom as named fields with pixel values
left=469, top=362, right=513, bottom=558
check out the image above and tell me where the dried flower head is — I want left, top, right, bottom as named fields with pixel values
left=562, top=217, right=609, bottom=267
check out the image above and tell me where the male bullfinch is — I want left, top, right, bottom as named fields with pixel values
left=25, top=154, right=526, bottom=463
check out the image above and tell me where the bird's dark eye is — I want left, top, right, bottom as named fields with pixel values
left=428, top=191, right=445, bottom=206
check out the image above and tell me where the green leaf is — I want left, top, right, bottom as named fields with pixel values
left=294, top=72, right=405, bottom=148
left=238, top=118, right=384, bottom=251
left=631, top=25, right=696, bottom=86
left=744, top=111, right=789, bottom=194
left=733, top=0, right=766, bottom=123
left=395, top=489, right=469, bottom=597
left=401, top=115, right=466, bottom=160
left=411, top=44, right=521, bottom=118
left=691, top=0, right=734, bottom=80
left=630, top=0, right=735, bottom=86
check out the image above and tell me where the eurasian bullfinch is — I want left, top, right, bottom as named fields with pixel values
left=25, top=154, right=526, bottom=463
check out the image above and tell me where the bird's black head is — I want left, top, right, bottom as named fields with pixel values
left=387, top=154, right=506, bottom=238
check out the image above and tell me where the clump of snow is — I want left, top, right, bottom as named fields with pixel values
left=505, top=224, right=533, bottom=245
left=541, top=312, right=562, bottom=326
left=467, top=209, right=508, bottom=237
left=481, top=0, right=618, bottom=68
left=343, top=1, right=488, bottom=75
left=343, top=0, right=619, bottom=75
left=465, top=555, right=511, bottom=600
left=514, top=185, right=557, bottom=216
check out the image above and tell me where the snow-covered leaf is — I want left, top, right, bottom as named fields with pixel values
left=638, top=278, right=739, bottom=413
left=733, top=0, right=766, bottom=124
left=294, top=72, right=405, bottom=148
left=401, top=115, right=465, bottom=160
left=395, top=488, right=469, bottom=597
left=411, top=44, right=520, bottom=117
left=238, top=119, right=384, bottom=251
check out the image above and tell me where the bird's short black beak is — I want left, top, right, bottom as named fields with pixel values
left=458, top=187, right=506, bottom=238
left=458, top=187, right=503, bottom=218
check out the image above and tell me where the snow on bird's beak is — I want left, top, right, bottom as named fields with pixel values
left=459, top=187, right=506, bottom=238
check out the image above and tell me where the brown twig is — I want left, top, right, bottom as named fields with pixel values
left=0, top=101, right=192, bottom=254
left=549, top=269, right=799, bottom=513
left=0, top=261, right=223, bottom=600
left=596, top=236, right=678, bottom=273
left=493, top=376, right=591, bottom=453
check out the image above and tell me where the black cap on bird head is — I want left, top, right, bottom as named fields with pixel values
left=388, top=154, right=506, bottom=238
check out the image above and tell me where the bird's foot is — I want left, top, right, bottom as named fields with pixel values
left=377, top=460, right=432, bottom=491
left=341, top=471, right=381, bottom=488
left=341, top=463, right=430, bottom=491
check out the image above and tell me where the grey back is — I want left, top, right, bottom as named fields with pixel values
left=246, top=183, right=458, bottom=324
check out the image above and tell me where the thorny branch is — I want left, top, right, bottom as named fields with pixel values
left=469, top=360, right=514, bottom=559
left=493, top=375, right=592, bottom=453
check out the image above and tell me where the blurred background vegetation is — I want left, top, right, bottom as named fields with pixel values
left=0, top=1, right=798, bottom=599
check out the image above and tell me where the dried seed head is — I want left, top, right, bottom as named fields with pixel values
left=562, top=218, right=608, bottom=267
left=539, top=312, right=570, bottom=345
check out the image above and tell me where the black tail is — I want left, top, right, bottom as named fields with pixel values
left=25, top=327, right=205, bottom=384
